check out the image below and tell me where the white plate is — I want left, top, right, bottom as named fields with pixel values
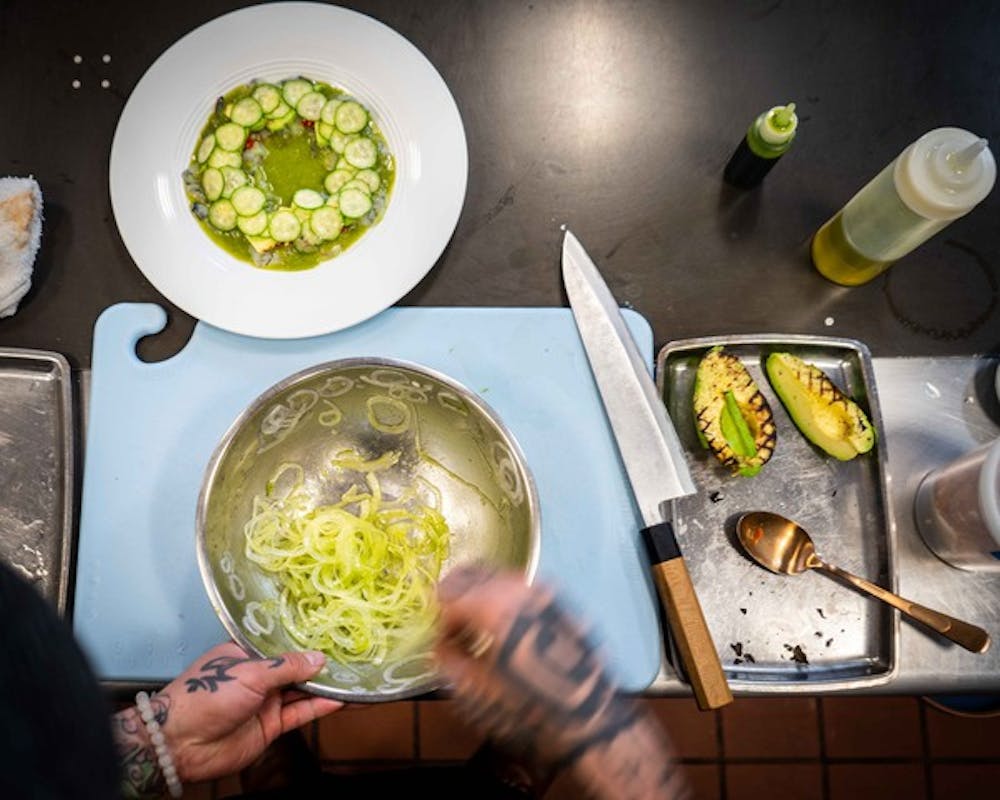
left=110, top=2, right=467, bottom=339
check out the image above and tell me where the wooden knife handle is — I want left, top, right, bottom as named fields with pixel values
left=648, top=555, right=733, bottom=710
left=642, top=521, right=732, bottom=709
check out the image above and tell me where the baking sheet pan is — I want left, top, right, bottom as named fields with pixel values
left=657, top=335, right=897, bottom=691
left=0, top=348, right=74, bottom=614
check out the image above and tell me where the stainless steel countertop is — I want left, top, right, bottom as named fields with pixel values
left=650, top=354, right=1000, bottom=696
left=80, top=355, right=1000, bottom=696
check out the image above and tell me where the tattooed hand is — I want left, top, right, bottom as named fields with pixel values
left=435, top=568, right=690, bottom=800
left=113, top=642, right=342, bottom=796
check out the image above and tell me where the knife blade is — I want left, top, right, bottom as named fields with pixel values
left=561, top=228, right=732, bottom=710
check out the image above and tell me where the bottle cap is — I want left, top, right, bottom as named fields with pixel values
left=758, top=103, right=798, bottom=146
left=895, top=127, right=996, bottom=220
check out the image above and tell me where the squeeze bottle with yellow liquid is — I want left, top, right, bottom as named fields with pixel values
left=811, top=127, right=995, bottom=286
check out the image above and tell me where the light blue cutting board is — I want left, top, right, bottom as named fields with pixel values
left=73, top=303, right=661, bottom=691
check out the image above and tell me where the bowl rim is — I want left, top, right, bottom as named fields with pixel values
left=195, top=355, right=541, bottom=702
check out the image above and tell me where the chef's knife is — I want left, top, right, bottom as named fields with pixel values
left=561, top=229, right=733, bottom=711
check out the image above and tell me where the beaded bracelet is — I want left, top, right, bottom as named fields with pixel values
left=135, top=691, right=183, bottom=798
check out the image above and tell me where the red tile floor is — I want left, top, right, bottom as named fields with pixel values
left=183, top=695, right=1000, bottom=799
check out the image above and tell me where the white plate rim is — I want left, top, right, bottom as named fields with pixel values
left=110, top=2, right=468, bottom=339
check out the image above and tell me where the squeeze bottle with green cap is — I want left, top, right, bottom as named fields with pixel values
left=812, top=127, right=996, bottom=286
left=723, top=103, right=798, bottom=189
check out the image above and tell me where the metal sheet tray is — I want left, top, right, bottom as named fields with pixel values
left=0, top=349, right=74, bottom=614
left=656, top=335, right=897, bottom=692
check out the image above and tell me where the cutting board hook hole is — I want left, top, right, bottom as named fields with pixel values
left=134, top=311, right=196, bottom=364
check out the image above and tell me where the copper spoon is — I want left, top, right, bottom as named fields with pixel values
left=736, top=511, right=991, bottom=654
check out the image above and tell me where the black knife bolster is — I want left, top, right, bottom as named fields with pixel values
left=641, top=521, right=682, bottom=564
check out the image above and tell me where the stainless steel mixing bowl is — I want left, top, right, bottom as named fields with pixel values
left=196, top=358, right=539, bottom=702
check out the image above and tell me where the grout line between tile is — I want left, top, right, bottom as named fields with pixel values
left=716, top=707, right=727, bottom=799
left=817, top=698, right=830, bottom=800
left=413, top=701, right=421, bottom=761
left=320, top=758, right=430, bottom=770
left=919, top=697, right=933, bottom=800
left=715, top=756, right=929, bottom=764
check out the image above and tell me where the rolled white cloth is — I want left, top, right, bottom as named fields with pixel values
left=0, top=176, right=43, bottom=318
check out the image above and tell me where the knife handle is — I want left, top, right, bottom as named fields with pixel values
left=644, top=524, right=733, bottom=711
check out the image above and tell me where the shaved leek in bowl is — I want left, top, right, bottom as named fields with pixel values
left=243, top=454, right=449, bottom=668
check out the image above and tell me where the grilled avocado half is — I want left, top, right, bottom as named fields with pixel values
left=764, top=352, right=875, bottom=461
left=693, top=346, right=776, bottom=476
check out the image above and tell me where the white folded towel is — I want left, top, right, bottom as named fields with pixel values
left=0, top=176, right=43, bottom=318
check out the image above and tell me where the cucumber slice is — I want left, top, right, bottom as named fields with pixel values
left=340, top=179, right=372, bottom=196
left=329, top=130, right=353, bottom=154
left=208, top=199, right=238, bottom=231
left=215, top=122, right=247, bottom=152
left=317, top=121, right=335, bottom=141
left=220, top=166, right=249, bottom=198
left=201, top=167, right=224, bottom=201
left=292, top=189, right=325, bottom=210
left=339, top=186, right=372, bottom=218
left=281, top=79, right=314, bottom=108
left=334, top=101, right=368, bottom=134
left=231, top=185, right=266, bottom=215
left=323, top=169, right=355, bottom=194
left=354, top=169, right=381, bottom=193
left=344, top=137, right=377, bottom=169
left=267, top=100, right=292, bottom=119
left=325, top=194, right=340, bottom=209
left=251, top=84, right=282, bottom=114
left=268, top=209, right=302, bottom=242
left=266, top=108, right=296, bottom=132
left=296, top=91, right=326, bottom=121
left=299, top=223, right=323, bottom=247
left=314, top=126, right=329, bottom=148
left=320, top=98, right=342, bottom=126
left=230, top=97, right=263, bottom=127
left=237, top=210, right=269, bottom=236
left=196, top=134, right=216, bottom=164
left=208, top=149, right=243, bottom=169
left=310, top=206, right=344, bottom=241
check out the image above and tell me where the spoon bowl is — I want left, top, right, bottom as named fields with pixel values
left=736, top=511, right=819, bottom=575
left=736, top=511, right=991, bottom=654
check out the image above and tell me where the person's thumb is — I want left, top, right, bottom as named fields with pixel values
left=248, top=650, right=327, bottom=691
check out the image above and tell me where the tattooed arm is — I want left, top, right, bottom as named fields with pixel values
left=435, top=568, right=691, bottom=800
left=112, top=643, right=342, bottom=798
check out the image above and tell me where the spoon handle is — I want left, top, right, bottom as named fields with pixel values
left=816, top=561, right=991, bottom=654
